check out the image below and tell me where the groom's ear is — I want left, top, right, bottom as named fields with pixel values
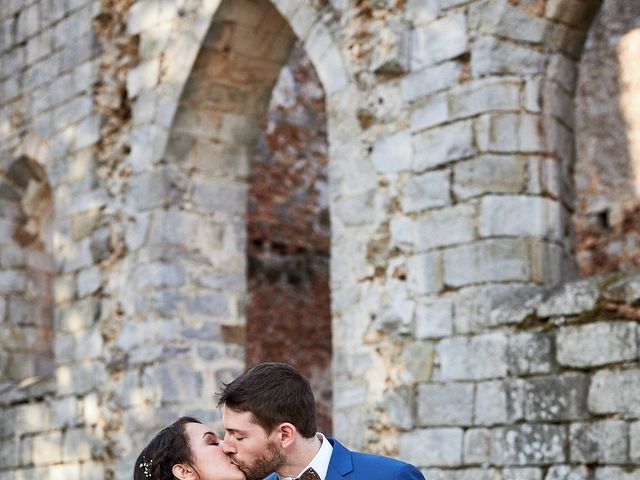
left=276, top=422, right=296, bottom=448
left=172, top=463, right=195, bottom=480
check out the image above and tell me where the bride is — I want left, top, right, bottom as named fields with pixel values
left=134, top=416, right=245, bottom=480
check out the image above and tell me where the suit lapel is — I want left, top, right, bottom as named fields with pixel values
left=326, top=438, right=354, bottom=480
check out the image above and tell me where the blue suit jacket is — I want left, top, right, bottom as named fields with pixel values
left=265, top=438, right=425, bottom=480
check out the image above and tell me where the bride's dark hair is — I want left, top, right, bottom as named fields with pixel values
left=133, top=416, right=203, bottom=480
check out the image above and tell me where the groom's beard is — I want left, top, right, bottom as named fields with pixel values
left=231, top=442, right=286, bottom=480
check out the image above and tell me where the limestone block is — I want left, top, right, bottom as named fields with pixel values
left=26, top=29, right=53, bottom=67
left=410, top=92, right=449, bottom=132
left=507, top=331, right=553, bottom=375
left=127, top=59, right=160, bottom=99
left=503, top=469, right=542, bottom=480
left=390, top=216, right=416, bottom=252
left=371, top=130, right=412, bottom=173
left=402, top=61, right=462, bottom=102
left=632, top=421, right=640, bottom=462
left=443, top=239, right=531, bottom=287
left=449, top=78, right=520, bottom=120
left=16, top=3, right=39, bottom=42
left=536, top=277, right=600, bottom=317
left=413, top=120, right=473, bottom=171
left=475, top=113, right=544, bottom=153
left=545, top=0, right=600, bottom=28
left=399, top=428, right=464, bottom=467
left=488, top=287, right=544, bottom=327
left=603, top=272, right=640, bottom=304
left=415, top=297, right=454, bottom=339
left=0, top=438, right=19, bottom=468
left=63, top=427, right=99, bottom=462
left=411, top=13, right=468, bottom=70
left=307, top=40, right=349, bottom=96
left=76, top=266, right=101, bottom=298
left=589, top=368, right=640, bottom=416
left=383, top=386, right=414, bottom=430
left=82, top=461, right=105, bottom=480
left=56, top=361, right=106, bottom=396
left=50, top=396, right=79, bottom=428
left=127, top=1, right=161, bottom=34
left=59, top=34, right=99, bottom=73
left=475, top=379, right=525, bottom=426
left=478, top=1, right=546, bottom=43
left=417, top=382, right=474, bottom=426
left=32, top=431, right=63, bottom=465
left=402, top=169, right=451, bottom=213
left=569, top=420, right=628, bottom=463
left=151, top=362, right=203, bottom=403
left=406, top=0, right=439, bottom=27
left=333, top=190, right=376, bottom=227
left=464, top=428, right=492, bottom=464
left=401, top=341, right=435, bottom=383
left=527, top=157, right=561, bottom=198
left=594, top=467, right=640, bottom=480
left=437, top=333, right=508, bottom=381
left=375, top=296, right=414, bottom=335
left=524, top=374, right=589, bottom=421
left=557, top=321, right=637, bottom=368
left=545, top=466, right=590, bottom=480
left=0, top=270, right=27, bottom=294
left=53, top=96, right=93, bottom=131
left=491, top=424, right=566, bottom=465
left=13, top=403, right=51, bottom=434
left=55, top=298, right=99, bottom=333
left=547, top=54, right=578, bottom=92
left=333, top=378, right=368, bottom=409
left=407, top=251, right=443, bottom=296
left=472, top=36, right=545, bottom=76
left=416, top=203, right=476, bottom=250
left=479, top=195, right=563, bottom=241
left=454, top=154, right=523, bottom=198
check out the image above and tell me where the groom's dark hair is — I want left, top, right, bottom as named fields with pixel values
left=217, top=362, right=317, bottom=438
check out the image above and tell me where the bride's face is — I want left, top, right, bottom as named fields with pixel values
left=184, top=422, right=245, bottom=480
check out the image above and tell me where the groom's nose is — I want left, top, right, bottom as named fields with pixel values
left=222, top=437, right=236, bottom=454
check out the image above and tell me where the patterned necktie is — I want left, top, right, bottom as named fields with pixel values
left=299, top=467, right=321, bottom=480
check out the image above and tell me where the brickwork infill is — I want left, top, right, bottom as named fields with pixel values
left=575, top=0, right=640, bottom=276
left=246, top=42, right=332, bottom=433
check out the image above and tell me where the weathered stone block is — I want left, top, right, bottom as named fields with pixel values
left=411, top=92, right=449, bottom=132
left=603, top=272, right=640, bottom=304
left=491, top=424, right=566, bottom=465
left=464, top=428, right=492, bottom=464
left=449, top=78, right=520, bottom=120
left=557, top=321, right=637, bottom=368
left=32, top=431, right=63, bottom=465
left=415, top=297, right=454, bottom=339
left=443, top=239, right=531, bottom=287
left=479, top=195, right=563, bottom=241
left=416, top=203, right=476, bottom=250
left=475, top=379, right=525, bottom=426
left=402, top=169, right=451, bottom=212
left=524, top=374, right=589, bottom=421
left=453, top=155, right=526, bottom=199
left=371, top=130, right=412, bottom=173
left=383, top=385, right=414, bottom=430
left=475, top=113, right=544, bottom=153
left=399, top=428, right=463, bottom=467
left=63, top=427, right=100, bottom=462
left=417, top=382, right=474, bottom=426
left=545, top=466, right=590, bottom=480
left=0, top=438, right=19, bottom=468
left=407, top=251, right=444, bottom=296
left=569, top=420, right=628, bottom=463
left=472, top=36, right=545, bottom=76
left=412, top=121, right=474, bottom=171
left=507, top=331, right=553, bottom=375
left=402, top=61, right=462, bottom=102
left=478, top=1, right=546, bottom=43
left=589, top=368, right=640, bottom=416
left=503, top=468, right=542, bottom=480
left=594, top=467, right=640, bottom=480
left=411, top=13, right=468, bottom=69
left=437, top=333, right=508, bottom=381
left=536, top=277, right=600, bottom=317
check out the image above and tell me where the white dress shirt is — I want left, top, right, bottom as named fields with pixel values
left=278, top=433, right=333, bottom=480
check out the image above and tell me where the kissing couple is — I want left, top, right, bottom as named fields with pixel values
left=134, top=362, right=425, bottom=480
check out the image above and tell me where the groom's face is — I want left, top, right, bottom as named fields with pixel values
left=222, top=407, right=286, bottom=480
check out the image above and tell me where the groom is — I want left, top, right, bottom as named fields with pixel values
left=217, top=362, right=425, bottom=480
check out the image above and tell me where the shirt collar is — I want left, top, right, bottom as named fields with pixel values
left=278, top=433, right=333, bottom=480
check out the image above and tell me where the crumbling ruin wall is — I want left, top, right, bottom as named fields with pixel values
left=1, top=0, right=640, bottom=480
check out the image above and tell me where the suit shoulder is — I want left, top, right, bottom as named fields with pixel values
left=350, top=451, right=424, bottom=479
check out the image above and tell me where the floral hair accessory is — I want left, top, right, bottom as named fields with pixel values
left=139, top=457, right=153, bottom=478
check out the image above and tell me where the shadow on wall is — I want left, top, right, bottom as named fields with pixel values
left=575, top=0, right=640, bottom=275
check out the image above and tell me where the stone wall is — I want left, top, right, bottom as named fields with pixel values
left=404, top=271, right=640, bottom=479
left=1, top=0, right=639, bottom=479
